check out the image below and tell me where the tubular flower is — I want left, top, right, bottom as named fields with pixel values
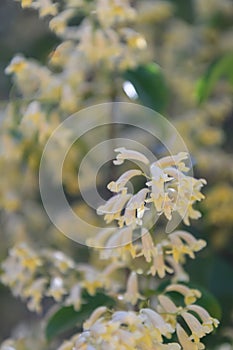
left=139, top=229, right=155, bottom=263
left=181, top=311, right=212, bottom=343
left=97, top=193, right=132, bottom=226
left=107, top=169, right=142, bottom=194
left=113, top=147, right=150, bottom=165
left=73, top=308, right=180, bottom=350
left=123, top=271, right=144, bottom=305
left=0, top=244, right=122, bottom=312
left=1, top=0, right=225, bottom=348
left=149, top=243, right=173, bottom=278
left=123, top=188, right=149, bottom=227
left=165, top=284, right=202, bottom=305
left=176, top=323, right=201, bottom=350
left=96, top=0, right=136, bottom=28
left=187, top=305, right=219, bottom=333
left=168, top=231, right=206, bottom=263
left=97, top=149, right=207, bottom=228
left=5, top=55, right=27, bottom=74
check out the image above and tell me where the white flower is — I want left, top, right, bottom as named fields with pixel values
left=140, top=229, right=155, bottom=263
left=97, top=193, right=132, bottom=225
left=107, top=169, right=142, bottom=193
left=158, top=295, right=179, bottom=314
left=23, top=278, right=48, bottom=312
left=96, top=0, right=136, bottom=28
left=168, top=231, right=206, bottom=262
left=187, top=305, right=219, bottom=332
left=31, top=0, right=58, bottom=17
left=65, top=283, right=82, bottom=311
left=46, top=277, right=66, bottom=302
left=147, top=163, right=171, bottom=212
left=111, top=311, right=139, bottom=325
left=83, top=306, right=108, bottom=330
left=155, top=152, right=189, bottom=172
left=181, top=311, right=209, bottom=342
left=140, top=308, right=174, bottom=338
left=123, top=271, right=144, bottom=305
left=123, top=188, right=149, bottom=226
left=176, top=323, right=200, bottom=350
left=113, top=147, right=150, bottom=165
left=149, top=244, right=173, bottom=278
left=5, top=55, right=27, bottom=74
left=166, top=284, right=201, bottom=305
left=49, top=10, right=74, bottom=34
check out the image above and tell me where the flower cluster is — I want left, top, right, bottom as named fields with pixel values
left=0, top=114, right=220, bottom=349
left=13, top=0, right=148, bottom=76
left=0, top=243, right=125, bottom=312
left=1, top=0, right=231, bottom=349
left=58, top=296, right=219, bottom=350
left=97, top=148, right=206, bottom=227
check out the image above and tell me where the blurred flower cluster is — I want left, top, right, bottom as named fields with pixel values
left=0, top=0, right=232, bottom=349
left=0, top=147, right=220, bottom=350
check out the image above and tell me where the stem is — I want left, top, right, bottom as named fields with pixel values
left=108, top=72, right=119, bottom=181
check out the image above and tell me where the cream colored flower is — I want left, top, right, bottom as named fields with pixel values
left=166, top=284, right=201, bottom=305
left=20, top=0, right=33, bottom=8
left=65, top=283, right=82, bottom=311
left=32, top=0, right=58, bottom=17
left=157, top=294, right=180, bottom=329
left=96, top=0, right=136, bottom=28
left=75, top=308, right=180, bottom=350
left=140, top=308, right=174, bottom=339
left=149, top=244, right=173, bottom=278
left=187, top=305, right=219, bottom=332
left=166, top=256, right=189, bottom=283
left=155, top=152, right=189, bottom=172
left=83, top=306, right=108, bottom=330
left=121, top=28, right=147, bottom=50
left=101, top=225, right=136, bottom=259
left=5, top=55, right=27, bottom=74
left=60, top=84, right=78, bottom=113
left=146, top=163, right=171, bottom=212
left=46, top=276, right=66, bottom=302
left=23, top=278, right=48, bottom=312
left=158, top=295, right=179, bottom=314
left=107, top=169, right=142, bottom=193
left=168, top=231, right=206, bottom=262
left=50, top=251, right=75, bottom=273
left=11, top=244, right=42, bottom=272
left=49, top=10, right=74, bottom=34
left=123, top=188, right=149, bottom=226
left=97, top=193, right=132, bottom=225
left=176, top=323, right=200, bottom=350
left=78, top=265, right=104, bottom=296
left=123, top=271, right=144, bottom=305
left=181, top=311, right=210, bottom=343
left=139, top=229, right=155, bottom=263
left=113, top=147, right=150, bottom=165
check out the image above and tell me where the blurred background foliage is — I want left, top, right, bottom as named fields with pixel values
left=0, top=0, right=233, bottom=348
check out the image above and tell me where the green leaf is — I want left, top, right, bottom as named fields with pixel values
left=168, top=0, right=194, bottom=23
left=186, top=283, right=222, bottom=320
left=45, top=291, right=115, bottom=341
left=197, top=286, right=222, bottom=320
left=196, top=52, right=233, bottom=104
left=124, top=63, right=169, bottom=113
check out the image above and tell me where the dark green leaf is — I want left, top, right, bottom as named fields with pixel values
left=187, top=283, right=222, bottom=320
left=124, top=63, right=169, bottom=113
left=197, top=286, right=222, bottom=320
left=196, top=52, right=233, bottom=104
left=45, top=291, right=115, bottom=341
left=169, top=0, right=194, bottom=23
